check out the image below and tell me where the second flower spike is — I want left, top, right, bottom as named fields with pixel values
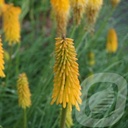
left=2, top=4, right=21, bottom=45
left=85, top=0, right=103, bottom=31
left=51, top=0, right=70, bottom=37
left=17, top=73, right=31, bottom=109
left=70, top=0, right=87, bottom=25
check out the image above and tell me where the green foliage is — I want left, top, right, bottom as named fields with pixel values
left=0, top=0, right=128, bottom=128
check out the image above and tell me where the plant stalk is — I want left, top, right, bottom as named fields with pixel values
left=23, top=108, right=27, bottom=128
left=60, top=106, right=67, bottom=128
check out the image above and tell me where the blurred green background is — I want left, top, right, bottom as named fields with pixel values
left=0, top=0, right=128, bottom=128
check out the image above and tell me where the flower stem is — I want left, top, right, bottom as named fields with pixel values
left=5, top=45, right=13, bottom=86
left=60, top=106, right=67, bottom=128
left=23, top=108, right=27, bottom=128
left=16, top=43, right=21, bottom=75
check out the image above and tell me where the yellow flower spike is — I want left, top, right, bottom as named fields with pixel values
left=85, top=0, right=103, bottom=30
left=51, top=0, right=70, bottom=37
left=17, top=73, right=31, bottom=109
left=2, top=4, right=21, bottom=45
left=51, top=38, right=82, bottom=111
left=106, top=28, right=118, bottom=53
left=70, top=0, right=87, bottom=25
left=110, top=0, right=120, bottom=8
left=0, top=37, right=5, bottom=78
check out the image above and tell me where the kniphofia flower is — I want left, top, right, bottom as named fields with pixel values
left=0, top=37, right=5, bottom=77
left=106, top=28, right=118, bottom=53
left=70, top=0, right=87, bottom=25
left=2, top=4, right=21, bottom=45
left=51, top=0, right=70, bottom=37
left=110, top=0, right=120, bottom=8
left=51, top=38, right=82, bottom=111
left=85, top=0, right=103, bottom=30
left=17, top=73, right=31, bottom=109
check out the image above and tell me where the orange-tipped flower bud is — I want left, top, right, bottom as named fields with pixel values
left=106, top=28, right=118, bottom=53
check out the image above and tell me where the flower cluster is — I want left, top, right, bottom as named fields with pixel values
left=51, top=0, right=70, bottom=37
left=17, top=73, right=31, bottom=109
left=0, top=0, right=21, bottom=45
left=51, top=38, right=82, bottom=111
left=85, top=0, right=103, bottom=29
left=70, top=0, right=87, bottom=25
left=3, top=4, right=21, bottom=45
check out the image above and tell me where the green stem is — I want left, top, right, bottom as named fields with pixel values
left=70, top=26, right=77, bottom=38
left=16, top=43, right=21, bottom=75
left=60, top=106, right=67, bottom=128
left=107, top=52, right=112, bottom=63
left=5, top=45, right=13, bottom=86
left=23, top=108, right=27, bottom=128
